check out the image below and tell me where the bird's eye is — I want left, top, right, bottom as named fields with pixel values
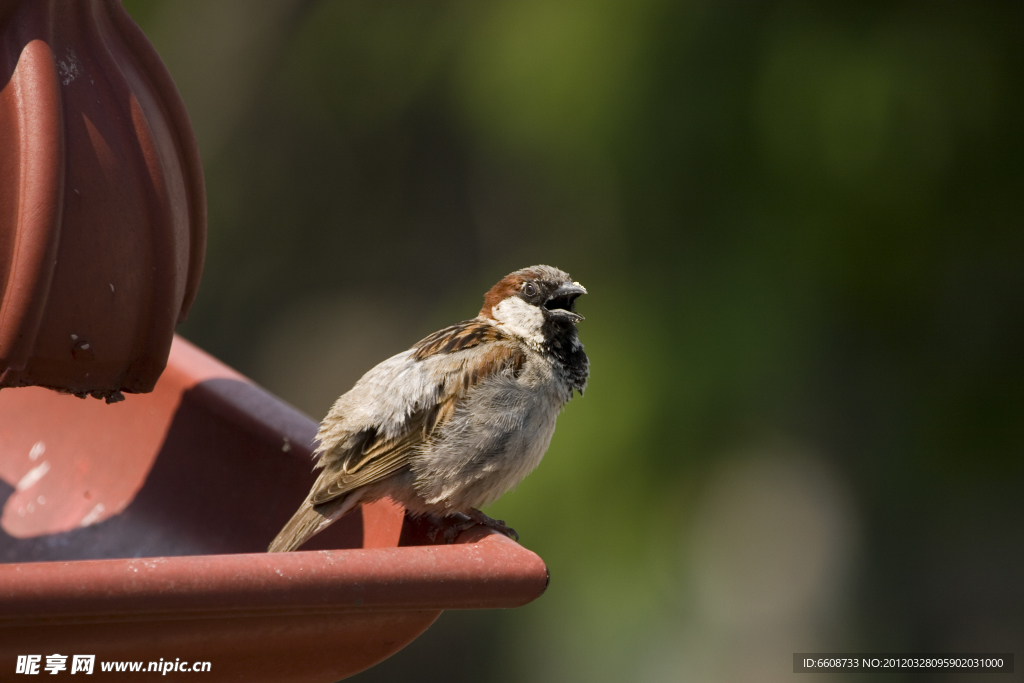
left=522, top=282, right=538, bottom=297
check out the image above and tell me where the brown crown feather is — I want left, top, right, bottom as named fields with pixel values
left=478, top=265, right=571, bottom=319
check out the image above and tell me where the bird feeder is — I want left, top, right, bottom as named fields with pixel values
left=0, top=0, right=205, bottom=400
left=0, top=336, right=549, bottom=681
left=0, top=3, right=548, bottom=680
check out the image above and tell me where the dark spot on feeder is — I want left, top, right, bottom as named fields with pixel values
left=71, top=339, right=95, bottom=361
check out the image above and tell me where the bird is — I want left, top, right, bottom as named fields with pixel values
left=268, top=265, right=589, bottom=552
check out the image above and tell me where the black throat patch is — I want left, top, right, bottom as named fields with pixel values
left=542, top=318, right=589, bottom=395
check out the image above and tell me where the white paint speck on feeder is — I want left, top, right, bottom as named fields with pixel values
left=17, top=461, right=50, bottom=490
left=29, top=441, right=45, bottom=461
left=80, top=503, right=106, bottom=527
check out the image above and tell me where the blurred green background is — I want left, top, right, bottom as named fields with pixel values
left=124, top=1, right=1022, bottom=681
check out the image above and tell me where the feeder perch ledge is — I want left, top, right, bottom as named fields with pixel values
left=0, top=336, right=550, bottom=682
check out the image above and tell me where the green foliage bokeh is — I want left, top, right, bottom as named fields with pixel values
left=126, top=1, right=1023, bottom=680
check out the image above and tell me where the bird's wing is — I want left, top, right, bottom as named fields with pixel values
left=310, top=409, right=434, bottom=505
left=310, top=320, right=525, bottom=506
left=411, top=320, right=508, bottom=359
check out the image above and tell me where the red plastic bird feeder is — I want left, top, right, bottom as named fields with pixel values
left=0, top=337, right=549, bottom=681
left=0, top=3, right=549, bottom=681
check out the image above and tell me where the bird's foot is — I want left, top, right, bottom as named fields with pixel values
left=422, top=511, right=519, bottom=544
left=422, top=514, right=472, bottom=544
left=465, top=508, right=519, bottom=542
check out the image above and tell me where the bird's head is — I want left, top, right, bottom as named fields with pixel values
left=480, top=265, right=587, bottom=343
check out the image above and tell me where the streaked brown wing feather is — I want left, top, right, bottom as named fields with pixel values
left=412, top=319, right=507, bottom=360
left=311, top=331, right=526, bottom=506
left=311, top=418, right=425, bottom=505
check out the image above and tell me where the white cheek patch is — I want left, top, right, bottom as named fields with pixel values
left=492, top=297, right=545, bottom=343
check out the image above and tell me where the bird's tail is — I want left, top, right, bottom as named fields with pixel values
left=267, top=493, right=357, bottom=553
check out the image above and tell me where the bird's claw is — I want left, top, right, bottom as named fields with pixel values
left=484, top=517, right=519, bottom=542
left=466, top=509, right=519, bottom=542
left=442, top=523, right=464, bottom=544
left=423, top=513, right=474, bottom=544
left=424, top=511, right=520, bottom=544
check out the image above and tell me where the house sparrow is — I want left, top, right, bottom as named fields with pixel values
left=268, top=265, right=589, bottom=552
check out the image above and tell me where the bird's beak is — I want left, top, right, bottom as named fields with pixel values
left=544, top=282, right=587, bottom=321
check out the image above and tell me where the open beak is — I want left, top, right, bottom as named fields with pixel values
left=544, top=282, right=587, bottom=321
